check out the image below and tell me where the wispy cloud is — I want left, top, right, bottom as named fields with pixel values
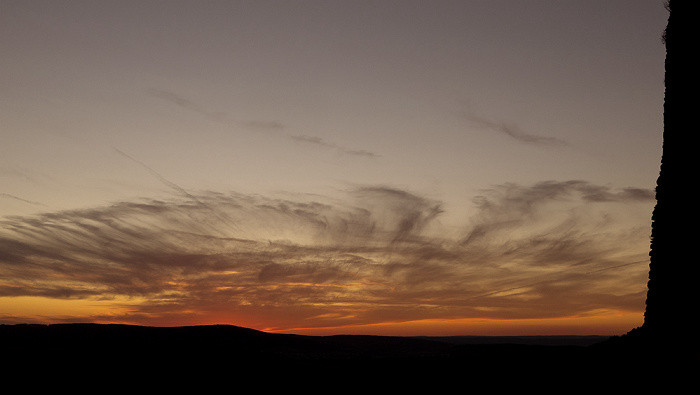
left=110, top=146, right=239, bottom=234
left=0, top=166, right=40, bottom=183
left=0, top=193, right=43, bottom=206
left=0, top=181, right=652, bottom=329
left=148, top=88, right=378, bottom=158
left=147, top=87, right=283, bottom=134
left=147, top=88, right=229, bottom=122
left=291, top=135, right=380, bottom=158
left=241, top=120, right=286, bottom=132
left=462, top=112, right=568, bottom=147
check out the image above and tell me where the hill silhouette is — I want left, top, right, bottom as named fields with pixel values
left=2, top=322, right=602, bottom=361
left=2, top=322, right=696, bottom=390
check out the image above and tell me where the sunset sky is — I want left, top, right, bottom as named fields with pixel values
left=1, top=0, right=668, bottom=336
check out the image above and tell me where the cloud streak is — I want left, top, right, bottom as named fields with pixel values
left=291, top=135, right=380, bottom=158
left=462, top=113, right=568, bottom=147
left=0, top=193, right=43, bottom=206
left=0, top=181, right=652, bottom=330
left=148, top=88, right=379, bottom=158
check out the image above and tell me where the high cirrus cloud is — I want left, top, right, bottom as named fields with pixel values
left=461, top=112, right=568, bottom=147
left=147, top=87, right=379, bottom=158
left=0, top=181, right=653, bottom=330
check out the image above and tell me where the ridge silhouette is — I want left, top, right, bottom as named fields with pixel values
left=0, top=323, right=624, bottom=382
left=2, top=321, right=692, bottom=390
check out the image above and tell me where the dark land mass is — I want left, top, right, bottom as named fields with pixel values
left=1, top=323, right=697, bottom=390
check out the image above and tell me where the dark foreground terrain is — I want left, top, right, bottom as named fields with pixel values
left=2, top=323, right=697, bottom=390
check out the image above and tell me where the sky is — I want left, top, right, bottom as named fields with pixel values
left=0, top=0, right=668, bottom=336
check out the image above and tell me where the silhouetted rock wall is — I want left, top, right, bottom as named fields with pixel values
left=643, top=0, right=700, bottom=349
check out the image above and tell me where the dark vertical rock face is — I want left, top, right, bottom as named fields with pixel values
left=643, top=1, right=699, bottom=343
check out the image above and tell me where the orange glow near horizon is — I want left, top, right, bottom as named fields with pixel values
left=1, top=295, right=643, bottom=337
left=264, top=310, right=644, bottom=337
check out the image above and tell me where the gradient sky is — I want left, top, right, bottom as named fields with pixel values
left=1, top=0, right=668, bottom=336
